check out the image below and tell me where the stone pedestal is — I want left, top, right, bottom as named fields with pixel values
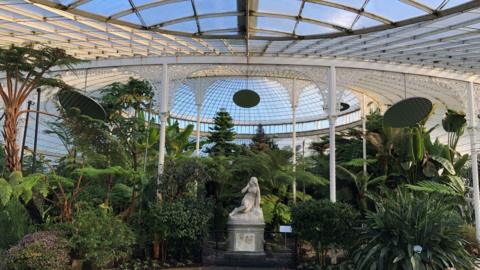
left=224, top=213, right=266, bottom=266
left=227, top=222, right=265, bottom=253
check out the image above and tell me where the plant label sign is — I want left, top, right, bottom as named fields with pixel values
left=279, top=225, right=292, bottom=233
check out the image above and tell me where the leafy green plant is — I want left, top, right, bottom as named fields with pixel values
left=261, top=194, right=291, bottom=226
left=337, top=161, right=386, bottom=211
left=99, top=77, right=155, bottom=171
left=0, top=143, right=5, bottom=176
left=292, top=200, right=359, bottom=266
left=353, top=189, right=476, bottom=270
left=148, top=197, right=212, bottom=262
left=0, top=200, right=34, bottom=250
left=5, top=231, right=70, bottom=270
left=67, top=207, right=135, bottom=268
left=460, top=224, right=480, bottom=256
left=165, top=118, right=195, bottom=157
left=250, top=123, right=278, bottom=151
left=0, top=171, right=48, bottom=207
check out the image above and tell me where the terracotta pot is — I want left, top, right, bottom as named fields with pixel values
left=71, top=259, right=84, bottom=270
left=153, top=243, right=160, bottom=259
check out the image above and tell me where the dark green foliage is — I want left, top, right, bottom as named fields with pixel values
left=99, top=77, right=155, bottom=171
left=460, top=224, right=480, bottom=256
left=442, top=109, right=467, bottom=157
left=100, top=77, right=154, bottom=115
left=0, top=45, right=81, bottom=84
left=67, top=207, right=135, bottom=268
left=0, top=200, right=34, bottom=250
left=21, top=154, right=49, bottom=175
left=250, top=124, right=278, bottom=151
left=292, top=200, right=359, bottom=266
left=207, top=109, right=238, bottom=156
left=0, top=143, right=5, bottom=176
left=166, top=119, right=195, bottom=157
left=222, top=148, right=326, bottom=230
left=353, top=189, right=476, bottom=270
left=158, top=157, right=210, bottom=200
left=135, top=156, right=214, bottom=262
left=5, top=231, right=70, bottom=270
left=61, top=107, right=128, bottom=167
left=148, top=197, right=212, bottom=261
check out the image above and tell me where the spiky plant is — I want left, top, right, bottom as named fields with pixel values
left=353, top=189, right=476, bottom=270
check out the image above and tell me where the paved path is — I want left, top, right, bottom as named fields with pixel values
left=176, top=267, right=291, bottom=270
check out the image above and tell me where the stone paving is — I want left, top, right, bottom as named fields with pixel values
left=176, top=267, right=291, bottom=270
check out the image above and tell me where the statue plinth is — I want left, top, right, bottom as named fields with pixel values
left=225, top=209, right=266, bottom=265
left=224, top=177, right=266, bottom=266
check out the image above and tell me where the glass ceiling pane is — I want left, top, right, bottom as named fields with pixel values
left=132, top=0, right=159, bottom=5
left=365, top=0, right=427, bottom=21
left=417, top=0, right=445, bottom=9
left=353, top=15, right=382, bottom=29
left=328, top=0, right=367, bottom=9
left=295, top=21, right=337, bottom=36
left=170, top=78, right=358, bottom=125
left=139, top=2, right=193, bottom=26
left=162, top=20, right=198, bottom=33
left=256, top=17, right=296, bottom=34
left=257, top=0, right=302, bottom=16
left=206, top=31, right=239, bottom=35
left=297, top=85, right=325, bottom=117
left=302, top=2, right=357, bottom=28
left=253, top=31, right=286, bottom=37
left=56, top=0, right=77, bottom=5
left=443, top=0, right=471, bottom=9
left=195, top=0, right=237, bottom=15
left=119, top=13, right=142, bottom=25
left=77, top=0, right=132, bottom=17
left=199, top=16, right=237, bottom=32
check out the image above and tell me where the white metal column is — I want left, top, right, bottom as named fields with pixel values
left=328, top=66, right=337, bottom=203
left=195, top=104, right=202, bottom=156
left=362, top=93, right=367, bottom=175
left=158, top=63, right=169, bottom=179
left=292, top=79, right=297, bottom=203
left=468, top=81, right=480, bottom=242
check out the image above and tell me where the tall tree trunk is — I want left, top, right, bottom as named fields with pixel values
left=2, top=103, right=21, bottom=172
left=3, top=100, right=44, bottom=224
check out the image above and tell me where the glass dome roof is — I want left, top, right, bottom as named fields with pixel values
left=33, top=0, right=477, bottom=40
left=169, top=77, right=359, bottom=134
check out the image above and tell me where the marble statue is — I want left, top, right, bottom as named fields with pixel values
left=228, top=177, right=264, bottom=223
left=225, top=177, right=266, bottom=261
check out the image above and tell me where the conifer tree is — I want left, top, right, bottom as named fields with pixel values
left=251, top=124, right=278, bottom=151
left=207, top=109, right=237, bottom=156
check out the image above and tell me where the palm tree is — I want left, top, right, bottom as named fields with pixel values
left=0, top=45, right=80, bottom=172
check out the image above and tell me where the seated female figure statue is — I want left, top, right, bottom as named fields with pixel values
left=229, top=177, right=264, bottom=222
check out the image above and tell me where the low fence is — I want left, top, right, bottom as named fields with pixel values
left=203, top=230, right=299, bottom=268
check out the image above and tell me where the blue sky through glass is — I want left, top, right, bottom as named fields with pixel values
left=59, top=0, right=475, bottom=37
left=170, top=77, right=359, bottom=126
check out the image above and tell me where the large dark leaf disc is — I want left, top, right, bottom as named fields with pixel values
left=384, top=97, right=432, bottom=127
left=340, top=102, right=350, bottom=111
left=233, top=89, right=260, bottom=108
left=57, top=89, right=107, bottom=121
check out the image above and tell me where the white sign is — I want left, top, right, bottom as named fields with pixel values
left=279, top=225, right=292, bottom=233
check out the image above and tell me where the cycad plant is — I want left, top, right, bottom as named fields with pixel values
left=353, top=189, right=476, bottom=270
left=337, top=159, right=386, bottom=211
